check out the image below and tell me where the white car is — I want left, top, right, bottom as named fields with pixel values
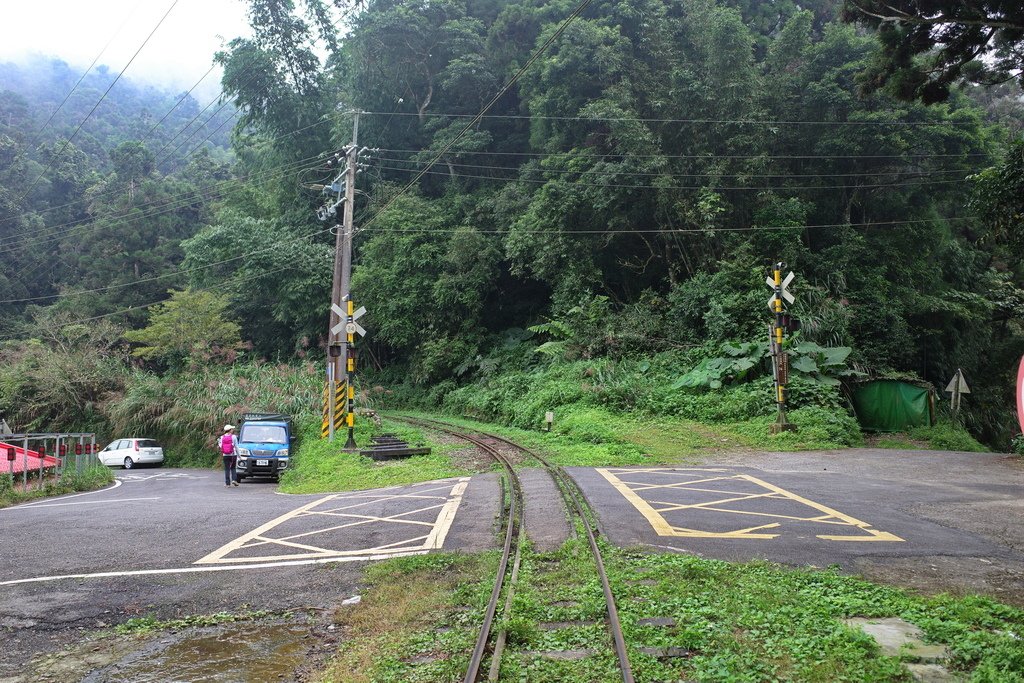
left=97, top=438, right=164, bottom=469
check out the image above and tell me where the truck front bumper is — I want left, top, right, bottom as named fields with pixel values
left=237, top=456, right=289, bottom=477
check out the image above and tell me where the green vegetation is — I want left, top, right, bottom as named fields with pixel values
left=906, top=421, right=989, bottom=452
left=3, top=0, right=1024, bottom=457
left=279, top=419, right=474, bottom=494
left=124, top=289, right=243, bottom=368
left=871, top=420, right=988, bottom=452
left=319, top=548, right=1024, bottom=682
left=321, top=553, right=496, bottom=683
left=0, top=465, right=114, bottom=510
left=114, top=610, right=274, bottom=636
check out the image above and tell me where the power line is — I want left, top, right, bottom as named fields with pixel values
left=359, top=0, right=598, bottom=233
left=0, top=110, right=339, bottom=232
left=375, top=147, right=991, bottom=161
left=361, top=110, right=982, bottom=127
left=15, top=0, right=181, bottom=206
left=4, top=263, right=298, bottom=337
left=370, top=155, right=980, bottom=179
left=371, top=163, right=975, bottom=192
left=356, top=216, right=977, bottom=235
left=0, top=153, right=328, bottom=257
left=30, top=3, right=140, bottom=145
left=142, top=64, right=218, bottom=141
left=0, top=214, right=334, bottom=304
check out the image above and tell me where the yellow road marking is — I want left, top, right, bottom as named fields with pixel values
left=196, top=478, right=470, bottom=564
left=596, top=468, right=903, bottom=542
left=238, top=507, right=442, bottom=550
left=740, top=474, right=903, bottom=541
left=596, top=468, right=676, bottom=536
left=651, top=491, right=782, bottom=514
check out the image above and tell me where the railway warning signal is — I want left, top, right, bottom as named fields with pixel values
left=767, top=270, right=795, bottom=310
left=38, top=445, right=46, bottom=456
left=75, top=443, right=83, bottom=455
left=767, top=263, right=798, bottom=433
left=59, top=444, right=67, bottom=456
left=331, top=303, right=366, bottom=338
left=5, top=446, right=14, bottom=462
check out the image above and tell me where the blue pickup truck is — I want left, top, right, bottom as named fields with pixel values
left=235, top=413, right=293, bottom=481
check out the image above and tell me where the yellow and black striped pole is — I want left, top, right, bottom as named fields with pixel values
left=343, top=298, right=358, bottom=449
left=322, top=380, right=347, bottom=438
left=769, top=262, right=795, bottom=433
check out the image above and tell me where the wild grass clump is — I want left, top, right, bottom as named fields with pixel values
left=107, top=362, right=322, bottom=466
left=906, top=420, right=988, bottom=452
left=0, top=465, right=114, bottom=509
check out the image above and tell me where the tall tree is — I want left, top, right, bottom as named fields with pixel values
left=842, top=0, right=1024, bottom=103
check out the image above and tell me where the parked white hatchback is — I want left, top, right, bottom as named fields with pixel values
left=97, top=438, right=164, bottom=469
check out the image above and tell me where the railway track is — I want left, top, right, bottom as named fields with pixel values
left=393, top=415, right=634, bottom=683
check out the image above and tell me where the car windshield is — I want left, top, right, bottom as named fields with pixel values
left=136, top=439, right=159, bottom=448
left=240, top=425, right=288, bottom=444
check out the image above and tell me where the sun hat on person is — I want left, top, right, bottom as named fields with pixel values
left=224, top=424, right=235, bottom=431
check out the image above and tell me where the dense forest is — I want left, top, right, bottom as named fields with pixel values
left=2, top=0, right=1024, bottom=456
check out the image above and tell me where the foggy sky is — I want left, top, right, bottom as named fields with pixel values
left=0, top=0, right=253, bottom=99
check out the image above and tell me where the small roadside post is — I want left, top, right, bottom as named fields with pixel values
left=945, top=368, right=971, bottom=420
left=1016, top=356, right=1024, bottom=437
left=767, top=262, right=798, bottom=434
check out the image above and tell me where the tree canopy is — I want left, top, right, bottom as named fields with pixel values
left=842, top=0, right=1024, bottom=103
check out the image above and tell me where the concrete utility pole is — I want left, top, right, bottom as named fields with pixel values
left=325, top=112, right=361, bottom=448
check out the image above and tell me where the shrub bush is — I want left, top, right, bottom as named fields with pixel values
left=908, top=421, right=987, bottom=452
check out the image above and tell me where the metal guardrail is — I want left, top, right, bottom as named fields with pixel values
left=1, top=432, right=99, bottom=490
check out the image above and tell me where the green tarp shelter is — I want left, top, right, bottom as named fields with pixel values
left=851, top=380, right=935, bottom=432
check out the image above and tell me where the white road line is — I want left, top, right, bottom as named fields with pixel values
left=0, top=550, right=430, bottom=587
left=3, top=497, right=159, bottom=509
left=2, top=479, right=123, bottom=511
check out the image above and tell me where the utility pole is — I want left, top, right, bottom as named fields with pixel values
left=321, top=112, right=364, bottom=448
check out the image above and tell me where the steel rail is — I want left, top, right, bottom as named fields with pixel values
left=392, top=417, right=524, bottom=683
left=398, top=416, right=635, bottom=683
left=466, top=427, right=635, bottom=683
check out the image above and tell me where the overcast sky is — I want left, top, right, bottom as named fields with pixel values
left=0, top=0, right=255, bottom=99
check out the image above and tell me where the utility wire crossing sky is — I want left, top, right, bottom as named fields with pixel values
left=0, top=0, right=252, bottom=98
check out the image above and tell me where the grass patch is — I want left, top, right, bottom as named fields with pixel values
left=391, top=407, right=860, bottom=470
left=114, top=610, right=274, bottom=635
left=317, top=547, right=1024, bottom=683
left=864, top=421, right=989, bottom=453
left=873, top=437, right=921, bottom=449
left=906, top=421, right=988, bottom=452
left=0, top=465, right=114, bottom=509
left=279, top=418, right=474, bottom=494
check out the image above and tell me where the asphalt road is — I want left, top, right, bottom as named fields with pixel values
left=0, top=468, right=498, bottom=681
left=569, top=448, right=1024, bottom=603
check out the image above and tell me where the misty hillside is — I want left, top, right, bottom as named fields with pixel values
left=0, top=56, right=234, bottom=172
